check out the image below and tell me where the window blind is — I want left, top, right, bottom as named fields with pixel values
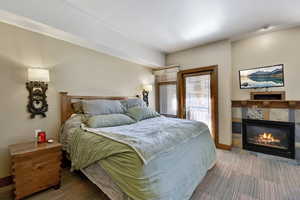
left=153, top=66, right=179, bottom=82
left=159, top=84, right=178, bottom=116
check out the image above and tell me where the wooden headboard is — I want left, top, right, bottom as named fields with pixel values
left=60, top=92, right=129, bottom=124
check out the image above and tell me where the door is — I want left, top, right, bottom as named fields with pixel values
left=184, top=73, right=212, bottom=130
left=178, top=66, right=218, bottom=142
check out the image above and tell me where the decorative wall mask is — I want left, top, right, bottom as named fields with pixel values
left=26, top=68, right=50, bottom=118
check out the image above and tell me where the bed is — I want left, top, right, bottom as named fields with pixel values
left=59, top=92, right=216, bottom=200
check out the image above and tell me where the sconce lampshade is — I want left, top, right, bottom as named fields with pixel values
left=142, top=84, right=153, bottom=92
left=27, top=68, right=50, bottom=82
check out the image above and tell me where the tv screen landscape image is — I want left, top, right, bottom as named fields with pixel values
left=239, top=64, right=284, bottom=89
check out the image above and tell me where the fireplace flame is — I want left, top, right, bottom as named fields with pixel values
left=258, top=133, right=280, bottom=143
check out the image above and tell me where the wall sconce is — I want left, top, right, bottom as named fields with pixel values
left=26, top=68, right=50, bottom=118
left=142, top=84, right=153, bottom=106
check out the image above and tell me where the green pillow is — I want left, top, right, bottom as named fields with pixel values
left=127, top=106, right=160, bottom=121
left=120, top=99, right=146, bottom=110
left=87, top=114, right=135, bottom=128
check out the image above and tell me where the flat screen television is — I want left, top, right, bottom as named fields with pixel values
left=239, top=64, right=284, bottom=89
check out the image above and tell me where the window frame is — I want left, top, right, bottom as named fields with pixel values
left=156, top=81, right=178, bottom=118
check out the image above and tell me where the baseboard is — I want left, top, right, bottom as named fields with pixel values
left=216, top=143, right=232, bottom=150
left=0, top=176, right=12, bottom=188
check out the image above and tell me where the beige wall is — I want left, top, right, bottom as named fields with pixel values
left=166, top=40, right=232, bottom=146
left=0, top=22, right=154, bottom=178
left=232, top=26, right=300, bottom=100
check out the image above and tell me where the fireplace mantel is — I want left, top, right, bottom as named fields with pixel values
left=232, top=100, right=300, bottom=109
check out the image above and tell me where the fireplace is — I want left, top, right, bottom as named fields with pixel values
left=242, top=119, right=295, bottom=159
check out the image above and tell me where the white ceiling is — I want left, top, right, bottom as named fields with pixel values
left=1, top=0, right=300, bottom=66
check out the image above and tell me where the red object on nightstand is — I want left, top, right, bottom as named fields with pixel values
left=38, top=131, right=46, bottom=143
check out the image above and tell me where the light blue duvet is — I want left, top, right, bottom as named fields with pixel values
left=67, top=116, right=217, bottom=200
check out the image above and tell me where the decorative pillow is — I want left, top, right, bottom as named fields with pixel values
left=82, top=100, right=125, bottom=116
left=126, top=106, right=160, bottom=121
left=121, top=98, right=147, bottom=110
left=71, top=102, right=83, bottom=114
left=87, top=114, right=136, bottom=128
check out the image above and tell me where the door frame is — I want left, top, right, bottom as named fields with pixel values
left=177, top=65, right=219, bottom=146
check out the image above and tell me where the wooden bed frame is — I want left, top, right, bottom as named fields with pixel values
left=60, top=92, right=129, bottom=125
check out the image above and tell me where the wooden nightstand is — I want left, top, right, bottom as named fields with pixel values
left=9, top=141, right=62, bottom=200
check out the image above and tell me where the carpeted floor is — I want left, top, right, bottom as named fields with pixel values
left=1, top=149, right=299, bottom=200
left=193, top=149, right=300, bottom=200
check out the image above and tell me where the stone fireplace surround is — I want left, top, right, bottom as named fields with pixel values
left=232, top=100, right=300, bottom=160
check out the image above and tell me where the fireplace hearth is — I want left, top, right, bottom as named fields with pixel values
left=242, top=119, right=295, bottom=159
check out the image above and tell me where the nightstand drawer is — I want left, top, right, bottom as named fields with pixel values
left=12, top=147, right=61, bottom=161
left=15, top=166, right=60, bottom=189
left=12, top=150, right=61, bottom=165
left=13, top=160, right=61, bottom=184
left=12, top=151, right=61, bottom=175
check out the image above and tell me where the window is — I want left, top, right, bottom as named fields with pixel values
left=185, top=74, right=211, bottom=130
left=153, top=66, right=179, bottom=117
left=157, top=82, right=178, bottom=117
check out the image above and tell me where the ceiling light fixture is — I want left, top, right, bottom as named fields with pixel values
left=259, top=25, right=274, bottom=32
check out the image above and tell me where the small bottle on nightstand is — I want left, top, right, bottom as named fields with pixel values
left=34, top=129, right=41, bottom=146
